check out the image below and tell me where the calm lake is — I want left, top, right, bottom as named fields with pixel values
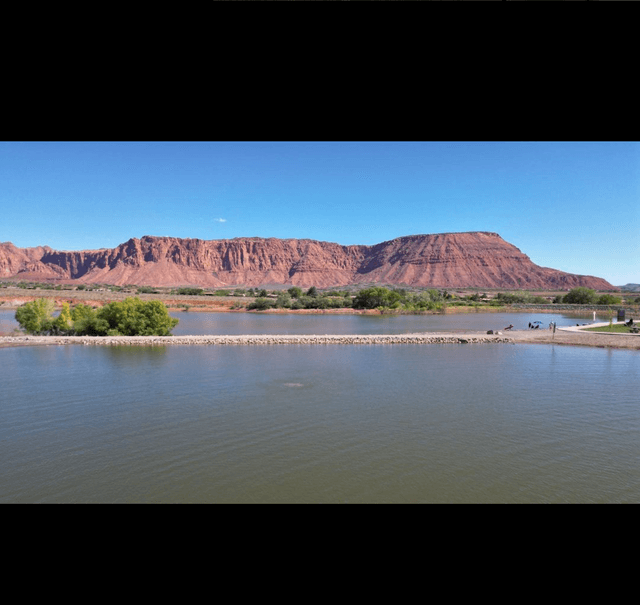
left=1, top=309, right=639, bottom=503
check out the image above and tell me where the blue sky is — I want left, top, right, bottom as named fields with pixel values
left=1, top=141, right=638, bottom=286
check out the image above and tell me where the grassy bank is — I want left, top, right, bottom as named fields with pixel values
left=583, top=323, right=638, bottom=334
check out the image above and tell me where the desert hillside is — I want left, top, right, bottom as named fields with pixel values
left=0, top=232, right=616, bottom=290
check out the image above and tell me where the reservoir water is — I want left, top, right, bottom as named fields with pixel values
left=0, top=308, right=615, bottom=337
left=1, top=309, right=639, bottom=503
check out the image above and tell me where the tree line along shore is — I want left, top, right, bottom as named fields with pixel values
left=1, top=281, right=637, bottom=349
left=1, top=282, right=637, bottom=315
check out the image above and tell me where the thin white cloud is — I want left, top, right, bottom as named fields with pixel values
left=214, top=218, right=227, bottom=223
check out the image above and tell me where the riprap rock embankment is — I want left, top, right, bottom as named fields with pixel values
left=1, top=334, right=513, bottom=347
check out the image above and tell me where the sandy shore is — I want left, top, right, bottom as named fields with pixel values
left=1, top=329, right=639, bottom=350
left=502, top=328, right=640, bottom=349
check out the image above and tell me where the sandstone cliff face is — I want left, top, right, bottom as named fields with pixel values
left=0, top=233, right=616, bottom=290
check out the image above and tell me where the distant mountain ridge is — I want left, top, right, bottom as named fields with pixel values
left=0, top=232, right=616, bottom=290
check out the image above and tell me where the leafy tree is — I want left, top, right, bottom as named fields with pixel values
left=16, top=297, right=179, bottom=336
left=15, top=298, right=55, bottom=334
left=353, top=287, right=402, bottom=309
left=564, top=287, right=597, bottom=305
left=97, top=298, right=179, bottom=336
left=530, top=296, right=548, bottom=304
left=288, top=286, right=303, bottom=299
left=71, top=303, right=107, bottom=336
left=306, top=296, right=329, bottom=309
left=275, top=292, right=292, bottom=308
left=306, top=286, right=318, bottom=297
left=53, top=302, right=74, bottom=333
left=596, top=294, right=622, bottom=305
left=496, top=292, right=526, bottom=304
left=247, top=297, right=274, bottom=311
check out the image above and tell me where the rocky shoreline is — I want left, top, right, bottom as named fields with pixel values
left=0, top=333, right=514, bottom=347
left=2, top=329, right=639, bottom=350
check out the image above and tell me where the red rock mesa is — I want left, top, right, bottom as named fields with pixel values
left=0, top=232, right=616, bottom=290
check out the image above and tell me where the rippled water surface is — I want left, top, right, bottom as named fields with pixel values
left=0, top=308, right=614, bottom=337
left=2, top=338, right=639, bottom=503
left=168, top=309, right=612, bottom=336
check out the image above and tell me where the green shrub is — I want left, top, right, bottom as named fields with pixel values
left=563, top=287, right=597, bottom=305
left=596, top=294, right=622, bottom=305
left=15, top=298, right=179, bottom=336
left=247, top=297, right=274, bottom=311
left=353, top=287, right=402, bottom=309
left=15, top=299, right=56, bottom=334
left=310, top=297, right=330, bottom=309
left=97, top=298, right=179, bottom=336
left=495, top=292, right=528, bottom=304
left=71, top=303, right=108, bottom=336
left=274, top=293, right=292, bottom=308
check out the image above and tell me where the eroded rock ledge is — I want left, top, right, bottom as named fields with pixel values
left=0, top=232, right=615, bottom=290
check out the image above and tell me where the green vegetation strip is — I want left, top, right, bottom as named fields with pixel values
left=583, top=324, right=638, bottom=334
left=14, top=298, right=179, bottom=336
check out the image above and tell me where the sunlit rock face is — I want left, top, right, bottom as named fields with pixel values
left=0, top=232, right=616, bottom=290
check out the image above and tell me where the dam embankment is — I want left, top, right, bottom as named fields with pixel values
left=2, top=329, right=639, bottom=349
left=1, top=333, right=513, bottom=347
